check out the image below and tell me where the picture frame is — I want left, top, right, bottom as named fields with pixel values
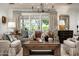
left=59, top=15, right=69, bottom=30
left=2, top=16, right=6, bottom=24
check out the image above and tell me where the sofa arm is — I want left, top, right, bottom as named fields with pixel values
left=9, top=40, right=22, bottom=56
left=75, top=41, right=79, bottom=47
left=10, top=40, right=21, bottom=48
left=64, top=39, right=76, bottom=48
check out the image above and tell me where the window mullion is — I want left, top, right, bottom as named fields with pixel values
left=29, top=15, right=31, bottom=37
left=40, top=14, right=42, bottom=31
left=22, top=19, right=24, bottom=29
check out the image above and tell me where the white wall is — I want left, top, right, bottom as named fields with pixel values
left=0, top=8, right=9, bottom=34
left=69, top=11, right=78, bottom=34
left=0, top=8, right=14, bottom=34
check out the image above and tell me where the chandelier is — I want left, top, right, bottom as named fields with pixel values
left=31, top=3, right=56, bottom=13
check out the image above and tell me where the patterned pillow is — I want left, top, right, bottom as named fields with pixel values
left=8, top=35, right=14, bottom=42
left=2, top=34, right=17, bottom=42
left=11, top=35, right=17, bottom=41
left=3, top=34, right=11, bottom=41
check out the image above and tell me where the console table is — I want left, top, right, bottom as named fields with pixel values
left=22, top=40, right=61, bottom=56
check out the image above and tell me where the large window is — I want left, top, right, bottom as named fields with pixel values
left=41, top=15, right=49, bottom=31
left=20, top=13, right=49, bottom=36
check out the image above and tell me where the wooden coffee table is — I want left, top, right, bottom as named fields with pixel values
left=22, top=40, right=61, bottom=56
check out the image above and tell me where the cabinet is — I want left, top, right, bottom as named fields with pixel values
left=58, top=30, right=73, bottom=43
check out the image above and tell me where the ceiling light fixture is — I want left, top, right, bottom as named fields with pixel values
left=31, top=3, right=56, bottom=13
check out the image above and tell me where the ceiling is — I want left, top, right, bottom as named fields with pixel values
left=0, top=3, right=79, bottom=11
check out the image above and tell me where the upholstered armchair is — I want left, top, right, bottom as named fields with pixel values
left=63, top=37, right=79, bottom=56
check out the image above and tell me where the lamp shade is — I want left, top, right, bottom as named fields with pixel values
left=8, top=22, right=16, bottom=28
left=59, top=20, right=65, bottom=25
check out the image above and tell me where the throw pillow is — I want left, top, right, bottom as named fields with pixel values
left=3, top=34, right=11, bottom=41
left=8, top=35, right=14, bottom=42
left=11, top=35, right=17, bottom=41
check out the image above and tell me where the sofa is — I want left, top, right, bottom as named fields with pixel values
left=0, top=34, right=23, bottom=56
left=63, top=36, right=79, bottom=56
left=0, top=40, right=10, bottom=56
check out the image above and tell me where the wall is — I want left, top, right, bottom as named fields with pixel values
left=0, top=8, right=9, bottom=34
left=69, top=11, right=78, bottom=34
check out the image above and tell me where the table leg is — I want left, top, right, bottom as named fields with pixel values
left=54, top=46, right=61, bottom=56
left=23, top=47, right=30, bottom=56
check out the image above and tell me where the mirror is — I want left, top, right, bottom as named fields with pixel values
left=59, top=15, right=69, bottom=30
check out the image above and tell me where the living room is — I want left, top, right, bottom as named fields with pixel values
left=0, top=3, right=79, bottom=56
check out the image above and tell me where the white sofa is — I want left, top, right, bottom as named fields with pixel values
left=0, top=40, right=23, bottom=56
left=0, top=33, right=23, bottom=56
left=63, top=37, right=79, bottom=56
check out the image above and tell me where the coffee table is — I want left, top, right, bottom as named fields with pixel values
left=22, top=40, right=61, bottom=56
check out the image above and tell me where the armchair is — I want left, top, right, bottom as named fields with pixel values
left=63, top=37, right=79, bottom=56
